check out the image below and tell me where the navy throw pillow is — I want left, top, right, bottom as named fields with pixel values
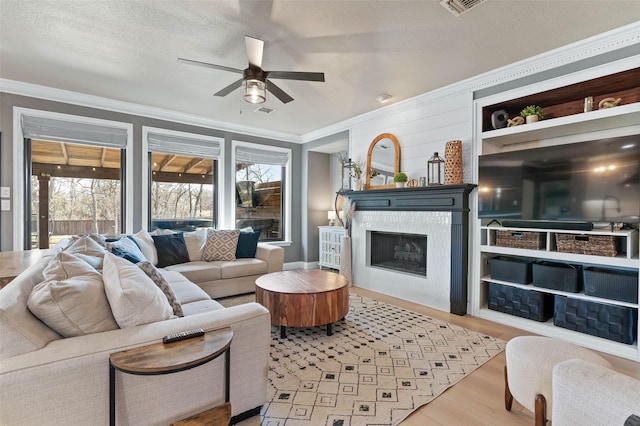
left=236, top=231, right=260, bottom=258
left=152, top=233, right=190, bottom=268
left=106, top=236, right=146, bottom=263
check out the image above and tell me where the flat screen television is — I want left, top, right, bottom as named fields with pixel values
left=478, top=135, right=640, bottom=226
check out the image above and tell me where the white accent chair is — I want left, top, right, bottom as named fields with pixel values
left=504, top=336, right=612, bottom=426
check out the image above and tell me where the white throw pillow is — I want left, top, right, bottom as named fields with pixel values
left=132, top=230, right=157, bottom=265
left=102, top=252, right=173, bottom=328
left=183, top=229, right=207, bottom=261
left=43, top=252, right=98, bottom=281
left=63, top=236, right=106, bottom=270
left=28, top=272, right=119, bottom=337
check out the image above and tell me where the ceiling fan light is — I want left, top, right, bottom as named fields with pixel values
left=244, top=78, right=266, bottom=104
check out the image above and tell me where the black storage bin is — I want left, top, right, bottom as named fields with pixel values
left=554, top=296, right=637, bottom=345
left=488, top=256, right=534, bottom=284
left=532, top=261, right=582, bottom=293
left=488, top=283, right=554, bottom=322
left=583, top=267, right=638, bottom=304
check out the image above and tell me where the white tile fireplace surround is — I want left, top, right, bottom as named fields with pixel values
left=352, top=211, right=452, bottom=312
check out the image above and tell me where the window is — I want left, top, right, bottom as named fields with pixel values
left=145, top=129, right=222, bottom=233
left=233, top=142, right=291, bottom=242
left=17, top=111, right=131, bottom=250
left=29, top=140, right=122, bottom=248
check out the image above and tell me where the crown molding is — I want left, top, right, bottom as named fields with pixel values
left=301, top=21, right=640, bottom=143
left=0, top=79, right=303, bottom=143
left=1, top=22, right=638, bottom=146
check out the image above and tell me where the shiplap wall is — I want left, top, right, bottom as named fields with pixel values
left=349, top=92, right=474, bottom=184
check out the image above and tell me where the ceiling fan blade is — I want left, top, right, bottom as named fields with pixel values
left=266, top=79, right=294, bottom=104
left=177, top=58, right=243, bottom=75
left=245, top=36, right=264, bottom=69
left=266, top=71, right=325, bottom=82
left=214, top=78, right=244, bottom=97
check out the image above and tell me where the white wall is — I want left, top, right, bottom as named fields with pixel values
left=348, top=93, right=474, bottom=184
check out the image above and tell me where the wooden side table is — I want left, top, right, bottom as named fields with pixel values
left=109, top=327, right=233, bottom=426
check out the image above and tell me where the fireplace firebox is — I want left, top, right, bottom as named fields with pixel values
left=369, top=231, right=427, bottom=276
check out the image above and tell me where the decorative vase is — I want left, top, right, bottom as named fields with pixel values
left=525, top=115, right=539, bottom=124
left=444, top=140, right=463, bottom=185
left=355, top=178, right=363, bottom=191
left=395, top=182, right=405, bottom=188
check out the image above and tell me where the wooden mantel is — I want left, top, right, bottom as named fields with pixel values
left=338, top=184, right=476, bottom=315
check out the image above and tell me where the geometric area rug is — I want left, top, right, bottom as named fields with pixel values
left=220, top=293, right=505, bottom=426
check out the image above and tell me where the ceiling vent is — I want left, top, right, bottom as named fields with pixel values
left=439, top=0, right=486, bottom=16
left=254, top=106, right=276, bottom=115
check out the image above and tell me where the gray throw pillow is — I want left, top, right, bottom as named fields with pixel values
left=137, top=261, right=184, bottom=317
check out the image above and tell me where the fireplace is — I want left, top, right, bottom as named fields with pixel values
left=369, top=231, right=427, bottom=276
left=339, top=184, right=475, bottom=315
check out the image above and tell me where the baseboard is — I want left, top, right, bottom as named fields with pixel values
left=230, top=406, right=262, bottom=425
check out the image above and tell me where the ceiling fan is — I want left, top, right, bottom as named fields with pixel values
left=178, top=35, right=325, bottom=104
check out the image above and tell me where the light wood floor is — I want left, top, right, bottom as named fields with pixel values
left=349, top=286, right=640, bottom=426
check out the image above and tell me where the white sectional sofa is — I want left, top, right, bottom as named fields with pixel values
left=0, top=233, right=280, bottom=425
left=124, top=228, right=285, bottom=298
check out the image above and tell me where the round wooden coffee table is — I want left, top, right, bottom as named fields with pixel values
left=255, top=269, right=349, bottom=338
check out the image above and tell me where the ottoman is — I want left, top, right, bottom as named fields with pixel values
left=504, top=336, right=612, bottom=426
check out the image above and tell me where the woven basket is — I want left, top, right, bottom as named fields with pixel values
left=496, top=230, right=545, bottom=250
left=555, top=234, right=617, bottom=257
left=444, top=140, right=463, bottom=184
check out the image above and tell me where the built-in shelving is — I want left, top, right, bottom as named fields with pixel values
left=473, top=63, right=640, bottom=361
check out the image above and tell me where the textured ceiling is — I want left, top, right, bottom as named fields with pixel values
left=1, top=1, right=639, bottom=137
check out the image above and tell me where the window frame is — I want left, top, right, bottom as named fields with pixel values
left=12, top=107, right=133, bottom=250
left=231, top=140, right=292, bottom=245
left=141, top=127, right=224, bottom=231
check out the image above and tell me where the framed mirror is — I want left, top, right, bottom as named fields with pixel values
left=365, top=133, right=400, bottom=189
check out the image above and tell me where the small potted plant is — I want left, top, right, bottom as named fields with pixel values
left=520, top=105, right=544, bottom=124
left=394, top=172, right=408, bottom=188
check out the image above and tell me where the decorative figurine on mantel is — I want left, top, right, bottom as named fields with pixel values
left=427, top=152, right=444, bottom=185
left=444, top=140, right=463, bottom=185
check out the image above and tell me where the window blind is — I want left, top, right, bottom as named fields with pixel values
left=235, top=145, right=289, bottom=166
left=21, top=115, right=128, bottom=148
left=147, top=132, right=221, bottom=158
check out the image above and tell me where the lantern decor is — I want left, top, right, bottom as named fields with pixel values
left=427, top=152, right=445, bottom=186
left=444, top=140, right=463, bottom=184
left=341, top=158, right=353, bottom=191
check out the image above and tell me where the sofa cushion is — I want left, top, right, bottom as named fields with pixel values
left=180, top=299, right=226, bottom=316
left=184, top=229, right=207, bottom=261
left=152, top=233, right=190, bottom=268
left=163, top=260, right=221, bottom=284
left=137, top=261, right=184, bottom=317
left=160, top=270, right=212, bottom=304
left=202, top=229, right=240, bottom=261
left=132, top=230, right=157, bottom=265
left=102, top=252, right=173, bottom=328
left=220, top=258, right=268, bottom=279
left=236, top=231, right=261, bottom=258
left=61, top=236, right=105, bottom=271
left=27, top=271, right=119, bottom=337
left=106, top=236, right=146, bottom=263
left=0, top=257, right=62, bottom=360
left=43, top=252, right=99, bottom=281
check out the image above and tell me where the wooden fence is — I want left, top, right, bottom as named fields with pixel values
left=32, top=219, right=117, bottom=236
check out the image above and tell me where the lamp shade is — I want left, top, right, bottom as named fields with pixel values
left=328, top=211, right=337, bottom=220
left=244, top=79, right=266, bottom=104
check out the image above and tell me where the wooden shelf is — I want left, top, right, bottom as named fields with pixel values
left=482, top=102, right=640, bottom=147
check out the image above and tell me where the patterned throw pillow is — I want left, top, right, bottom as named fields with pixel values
left=202, top=229, right=240, bottom=261
left=137, top=261, right=184, bottom=317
